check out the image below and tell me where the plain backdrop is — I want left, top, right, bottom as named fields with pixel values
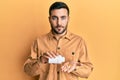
left=0, top=0, right=120, bottom=80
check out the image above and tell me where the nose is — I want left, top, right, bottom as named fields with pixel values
left=57, top=18, right=61, bottom=26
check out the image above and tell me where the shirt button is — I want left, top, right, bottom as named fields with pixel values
left=72, top=52, right=75, bottom=55
left=57, top=47, right=60, bottom=50
left=57, top=71, right=59, bottom=74
left=74, top=69, right=77, bottom=71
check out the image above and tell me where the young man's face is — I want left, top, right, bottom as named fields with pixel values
left=49, top=8, right=69, bottom=34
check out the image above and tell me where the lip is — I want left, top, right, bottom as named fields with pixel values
left=56, top=26, right=63, bottom=29
left=56, top=27, right=62, bottom=28
left=56, top=27, right=63, bottom=30
left=56, top=25, right=64, bottom=28
left=56, top=27, right=63, bottom=31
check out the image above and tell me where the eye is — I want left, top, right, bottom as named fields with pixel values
left=61, top=16, right=66, bottom=20
left=51, top=16, right=57, bottom=20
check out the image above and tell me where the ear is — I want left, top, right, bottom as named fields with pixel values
left=48, top=16, right=51, bottom=23
left=68, top=16, right=70, bottom=22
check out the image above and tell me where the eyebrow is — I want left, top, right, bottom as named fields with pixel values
left=51, top=15, right=67, bottom=18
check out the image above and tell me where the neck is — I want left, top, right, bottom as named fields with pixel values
left=52, top=30, right=67, bottom=40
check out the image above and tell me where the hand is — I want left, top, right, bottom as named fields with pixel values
left=61, top=61, right=77, bottom=73
left=40, top=51, right=58, bottom=63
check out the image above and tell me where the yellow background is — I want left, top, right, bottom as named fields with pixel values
left=0, top=0, right=120, bottom=80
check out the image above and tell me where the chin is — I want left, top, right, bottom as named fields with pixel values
left=52, top=28, right=66, bottom=34
left=56, top=30, right=64, bottom=34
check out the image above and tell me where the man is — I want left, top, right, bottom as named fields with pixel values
left=24, top=2, right=93, bottom=80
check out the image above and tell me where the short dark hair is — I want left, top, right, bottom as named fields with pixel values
left=49, top=2, right=69, bottom=16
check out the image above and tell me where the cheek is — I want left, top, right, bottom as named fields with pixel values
left=63, top=20, right=68, bottom=26
left=50, top=20, right=57, bottom=26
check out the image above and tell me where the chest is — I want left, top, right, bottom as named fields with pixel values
left=38, top=38, right=81, bottom=61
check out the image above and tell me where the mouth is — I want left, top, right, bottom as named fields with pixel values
left=52, top=25, right=66, bottom=34
left=56, top=26, right=63, bottom=30
left=56, top=26, right=64, bottom=28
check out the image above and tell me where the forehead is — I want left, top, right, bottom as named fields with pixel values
left=50, top=8, right=68, bottom=16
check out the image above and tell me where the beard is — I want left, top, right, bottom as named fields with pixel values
left=51, top=24, right=68, bottom=34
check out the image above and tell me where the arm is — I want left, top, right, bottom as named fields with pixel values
left=24, top=39, right=41, bottom=76
left=61, top=39, right=93, bottom=78
left=71, top=39, right=93, bottom=78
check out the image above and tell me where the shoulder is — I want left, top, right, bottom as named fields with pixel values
left=69, top=32, right=84, bottom=41
left=34, top=33, right=50, bottom=43
left=37, top=33, right=49, bottom=39
left=70, top=32, right=87, bottom=47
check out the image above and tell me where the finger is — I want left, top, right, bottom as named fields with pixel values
left=40, top=56, right=48, bottom=63
left=43, top=53, right=51, bottom=59
left=61, top=62, right=69, bottom=72
left=52, top=51, right=59, bottom=56
left=67, top=62, right=77, bottom=73
left=61, top=62, right=68, bottom=70
left=63, top=66, right=68, bottom=72
left=42, top=56, right=48, bottom=63
left=67, top=66, right=75, bottom=73
left=62, top=65, right=71, bottom=72
left=46, top=52, right=53, bottom=58
left=49, top=51, right=57, bottom=58
left=43, top=55, right=50, bottom=59
left=61, top=65, right=66, bottom=72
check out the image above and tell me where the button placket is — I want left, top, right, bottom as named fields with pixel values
left=56, top=39, right=61, bottom=52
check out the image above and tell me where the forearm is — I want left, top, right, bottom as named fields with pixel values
left=24, top=58, right=41, bottom=76
left=71, top=62, right=93, bottom=78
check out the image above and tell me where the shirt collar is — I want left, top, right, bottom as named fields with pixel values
left=48, top=30, right=71, bottom=41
